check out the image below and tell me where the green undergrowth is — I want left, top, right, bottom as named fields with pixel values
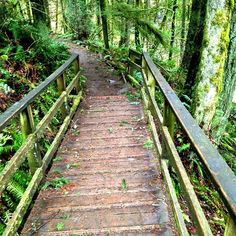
left=174, top=130, right=227, bottom=234
left=218, top=106, right=236, bottom=174
left=0, top=10, right=70, bottom=233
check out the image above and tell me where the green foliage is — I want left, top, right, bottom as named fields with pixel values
left=111, top=3, right=167, bottom=47
left=42, top=177, right=70, bottom=190
left=64, top=0, right=94, bottom=40
left=121, top=178, right=128, bottom=190
left=219, top=107, right=236, bottom=174
left=143, top=139, right=153, bottom=149
left=0, top=129, right=23, bottom=157
left=55, top=222, right=65, bottom=231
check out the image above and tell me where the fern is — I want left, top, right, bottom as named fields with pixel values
left=6, top=179, right=25, bottom=201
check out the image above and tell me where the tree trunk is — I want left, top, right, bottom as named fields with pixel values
left=192, top=0, right=233, bottom=130
left=169, top=0, right=177, bottom=60
left=180, top=0, right=186, bottom=57
left=135, top=0, right=141, bottom=49
left=99, top=0, right=109, bottom=49
left=181, top=0, right=207, bottom=96
left=211, top=4, right=236, bottom=142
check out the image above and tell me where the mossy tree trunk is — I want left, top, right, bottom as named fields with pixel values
left=211, top=3, right=236, bottom=142
left=180, top=0, right=186, bottom=57
left=181, top=0, right=207, bottom=96
left=192, top=0, right=233, bottom=130
left=169, top=0, right=177, bottom=60
left=135, top=0, right=141, bottom=49
left=99, top=0, right=109, bottom=49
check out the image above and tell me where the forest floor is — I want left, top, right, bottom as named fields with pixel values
left=21, top=44, right=177, bottom=235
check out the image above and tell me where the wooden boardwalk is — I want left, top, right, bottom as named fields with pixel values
left=21, top=95, right=176, bottom=235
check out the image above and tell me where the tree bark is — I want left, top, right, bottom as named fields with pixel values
left=169, top=0, right=177, bottom=60
left=99, top=0, right=109, bottom=49
left=135, top=0, right=141, bottom=49
left=181, top=0, right=207, bottom=96
left=180, top=0, right=186, bottom=57
left=211, top=4, right=236, bottom=142
left=192, top=0, right=233, bottom=130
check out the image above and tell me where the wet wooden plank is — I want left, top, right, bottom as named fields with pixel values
left=21, top=96, right=176, bottom=235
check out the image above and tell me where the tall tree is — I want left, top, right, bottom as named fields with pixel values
left=180, top=0, right=186, bottom=56
left=181, top=0, right=207, bottom=96
left=192, top=0, right=233, bottom=130
left=169, top=0, right=177, bottom=60
left=211, top=4, right=236, bottom=142
left=99, top=0, right=109, bottom=49
left=135, top=0, right=141, bottom=49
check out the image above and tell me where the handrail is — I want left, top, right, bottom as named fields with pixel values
left=0, top=53, right=82, bottom=236
left=128, top=49, right=236, bottom=235
left=0, top=53, right=79, bottom=131
left=142, top=52, right=236, bottom=216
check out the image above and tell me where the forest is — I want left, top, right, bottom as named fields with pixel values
left=0, top=0, right=235, bottom=235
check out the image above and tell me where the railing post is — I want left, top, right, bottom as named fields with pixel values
left=20, top=105, right=41, bottom=174
left=73, top=55, right=80, bottom=94
left=224, top=216, right=236, bottom=236
left=57, top=73, right=68, bottom=119
left=147, top=70, right=156, bottom=98
left=128, top=53, right=135, bottom=77
left=163, top=100, right=175, bottom=139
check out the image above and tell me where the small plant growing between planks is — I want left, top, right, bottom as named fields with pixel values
left=121, top=179, right=128, bottom=191
left=108, top=127, right=113, bottom=134
left=42, top=177, right=70, bottom=190
left=55, top=222, right=65, bottom=231
left=143, top=139, right=153, bottom=149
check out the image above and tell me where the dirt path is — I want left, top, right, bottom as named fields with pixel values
left=21, top=46, right=176, bottom=235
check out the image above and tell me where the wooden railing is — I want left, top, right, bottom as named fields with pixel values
left=128, top=49, right=236, bottom=236
left=0, top=54, right=82, bottom=236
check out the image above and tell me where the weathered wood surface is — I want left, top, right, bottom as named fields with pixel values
left=142, top=52, right=236, bottom=218
left=21, top=95, right=176, bottom=235
left=0, top=54, right=79, bottom=131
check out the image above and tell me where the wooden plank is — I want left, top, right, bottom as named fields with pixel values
left=66, top=71, right=81, bottom=95
left=20, top=108, right=41, bottom=174
left=147, top=110, right=162, bottom=158
left=127, top=75, right=141, bottom=88
left=128, top=60, right=142, bottom=71
left=0, top=135, right=35, bottom=195
left=129, top=48, right=142, bottom=57
left=143, top=52, right=236, bottom=219
left=161, top=159, right=189, bottom=236
left=162, top=126, right=213, bottom=235
left=3, top=168, right=43, bottom=236
left=224, top=216, right=236, bottom=236
left=0, top=54, right=78, bottom=131
left=1, top=91, right=82, bottom=235
left=142, top=69, right=163, bottom=126
left=42, top=91, right=82, bottom=171
left=35, top=93, right=66, bottom=136
left=57, top=74, right=68, bottom=119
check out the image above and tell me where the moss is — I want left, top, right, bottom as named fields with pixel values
left=202, top=26, right=209, bottom=47
left=219, top=26, right=230, bottom=53
left=213, top=54, right=222, bottom=63
left=229, top=0, right=235, bottom=10
left=212, top=10, right=227, bottom=25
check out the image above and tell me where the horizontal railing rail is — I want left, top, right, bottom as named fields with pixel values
left=0, top=53, right=82, bottom=236
left=128, top=49, right=236, bottom=236
left=0, top=54, right=79, bottom=131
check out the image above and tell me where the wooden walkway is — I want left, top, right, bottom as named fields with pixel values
left=21, top=95, right=176, bottom=235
